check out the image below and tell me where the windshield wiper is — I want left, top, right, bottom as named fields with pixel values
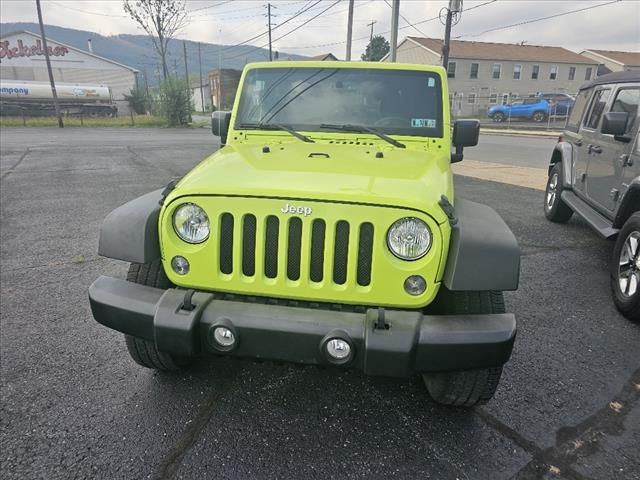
left=319, top=123, right=406, bottom=148
left=237, top=122, right=314, bottom=143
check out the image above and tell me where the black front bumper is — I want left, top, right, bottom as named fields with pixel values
left=89, top=276, right=516, bottom=377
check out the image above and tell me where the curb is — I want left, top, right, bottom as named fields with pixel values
left=480, top=128, right=561, bottom=139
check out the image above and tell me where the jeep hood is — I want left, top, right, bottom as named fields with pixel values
left=170, top=142, right=452, bottom=224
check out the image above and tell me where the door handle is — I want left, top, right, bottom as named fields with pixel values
left=620, top=154, right=632, bottom=167
left=573, top=140, right=583, bottom=147
left=587, top=144, right=602, bottom=154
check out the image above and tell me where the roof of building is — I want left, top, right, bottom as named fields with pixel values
left=582, top=49, right=640, bottom=67
left=580, top=70, right=640, bottom=90
left=304, top=53, right=339, bottom=61
left=404, top=37, right=597, bottom=65
left=0, top=30, right=139, bottom=72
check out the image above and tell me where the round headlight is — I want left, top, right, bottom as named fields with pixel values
left=387, top=217, right=431, bottom=260
left=173, top=203, right=210, bottom=244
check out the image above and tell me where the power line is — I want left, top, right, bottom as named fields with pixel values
left=454, top=0, right=620, bottom=38
left=187, top=1, right=234, bottom=14
left=383, top=0, right=427, bottom=37
left=49, top=1, right=128, bottom=18
left=223, top=0, right=341, bottom=60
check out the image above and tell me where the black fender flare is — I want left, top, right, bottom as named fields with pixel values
left=548, top=141, right=573, bottom=188
left=443, top=198, right=520, bottom=291
left=613, top=181, right=640, bottom=229
left=98, top=189, right=162, bottom=264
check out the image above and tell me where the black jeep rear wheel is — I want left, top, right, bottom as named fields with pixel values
left=611, top=213, right=640, bottom=321
left=124, top=260, right=194, bottom=371
left=422, top=289, right=506, bottom=407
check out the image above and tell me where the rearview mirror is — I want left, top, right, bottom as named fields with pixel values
left=211, top=111, right=232, bottom=145
left=601, top=111, right=628, bottom=137
left=451, top=119, right=480, bottom=163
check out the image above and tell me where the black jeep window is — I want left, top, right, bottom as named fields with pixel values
left=567, top=89, right=591, bottom=130
left=610, top=88, right=640, bottom=135
left=584, top=88, right=611, bottom=129
left=235, top=67, right=443, bottom=138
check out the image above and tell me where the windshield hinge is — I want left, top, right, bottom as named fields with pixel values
left=439, top=195, right=458, bottom=226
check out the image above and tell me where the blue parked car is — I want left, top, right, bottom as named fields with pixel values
left=488, top=97, right=550, bottom=122
left=539, top=93, right=575, bottom=116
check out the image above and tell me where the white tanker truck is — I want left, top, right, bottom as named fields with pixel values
left=0, top=81, right=117, bottom=117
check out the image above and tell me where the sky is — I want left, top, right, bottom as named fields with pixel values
left=1, top=0, right=639, bottom=58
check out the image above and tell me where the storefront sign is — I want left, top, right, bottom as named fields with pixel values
left=0, top=39, right=69, bottom=60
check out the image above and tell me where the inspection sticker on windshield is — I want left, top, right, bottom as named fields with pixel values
left=411, top=118, right=436, bottom=128
left=427, top=77, right=435, bottom=87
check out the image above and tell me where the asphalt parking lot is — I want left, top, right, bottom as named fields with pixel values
left=1, top=128, right=638, bottom=480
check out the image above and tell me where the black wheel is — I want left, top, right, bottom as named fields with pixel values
left=124, top=260, right=194, bottom=370
left=611, top=213, right=640, bottom=321
left=492, top=112, right=505, bottom=123
left=532, top=111, right=546, bottom=122
left=422, top=289, right=506, bottom=407
left=544, top=163, right=573, bottom=223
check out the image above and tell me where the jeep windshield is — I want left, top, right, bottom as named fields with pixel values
left=235, top=67, right=444, bottom=139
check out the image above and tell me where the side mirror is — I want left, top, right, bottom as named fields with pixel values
left=601, top=111, right=628, bottom=137
left=451, top=119, right=480, bottom=163
left=211, top=111, right=232, bottom=145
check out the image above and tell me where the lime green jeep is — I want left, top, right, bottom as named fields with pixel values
left=89, top=62, right=519, bottom=407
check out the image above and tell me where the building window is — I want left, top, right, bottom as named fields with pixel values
left=449, top=93, right=454, bottom=109
left=550, top=65, right=558, bottom=80
left=513, top=64, right=522, bottom=80
left=531, top=65, right=539, bottom=80
left=467, top=93, right=476, bottom=104
left=528, top=92, right=537, bottom=98
left=501, top=93, right=510, bottom=105
left=585, top=67, right=593, bottom=80
left=489, top=93, right=498, bottom=104
left=447, top=61, right=456, bottom=78
left=470, top=63, right=479, bottom=79
left=568, top=66, right=576, bottom=81
left=492, top=63, right=501, bottom=79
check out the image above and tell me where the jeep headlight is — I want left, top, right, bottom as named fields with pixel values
left=173, top=203, right=210, bottom=244
left=387, top=217, right=431, bottom=260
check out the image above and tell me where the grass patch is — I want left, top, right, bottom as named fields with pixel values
left=0, top=115, right=169, bottom=128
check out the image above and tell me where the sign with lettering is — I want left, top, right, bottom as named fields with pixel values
left=0, top=39, right=69, bottom=59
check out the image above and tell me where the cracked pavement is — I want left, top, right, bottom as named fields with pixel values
left=1, top=128, right=638, bottom=480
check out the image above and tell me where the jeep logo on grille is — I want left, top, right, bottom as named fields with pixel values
left=281, top=203, right=312, bottom=216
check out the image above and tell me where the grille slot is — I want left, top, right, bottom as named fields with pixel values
left=333, top=221, right=350, bottom=285
left=357, top=223, right=374, bottom=286
left=264, top=215, right=279, bottom=278
left=219, top=213, right=234, bottom=274
left=309, top=219, right=326, bottom=282
left=242, top=215, right=256, bottom=276
left=287, top=218, right=302, bottom=280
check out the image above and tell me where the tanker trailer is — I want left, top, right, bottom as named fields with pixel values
left=0, top=81, right=117, bottom=117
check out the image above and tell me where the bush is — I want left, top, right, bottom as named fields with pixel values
left=158, top=77, right=192, bottom=126
left=124, top=87, right=150, bottom=115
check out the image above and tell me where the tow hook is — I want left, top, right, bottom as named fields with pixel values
left=374, top=308, right=389, bottom=330
left=180, top=289, right=196, bottom=311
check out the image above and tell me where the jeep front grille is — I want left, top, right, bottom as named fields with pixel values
left=218, top=213, right=374, bottom=287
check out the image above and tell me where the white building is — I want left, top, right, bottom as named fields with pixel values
left=580, top=49, right=640, bottom=75
left=384, top=37, right=599, bottom=117
left=0, top=30, right=138, bottom=114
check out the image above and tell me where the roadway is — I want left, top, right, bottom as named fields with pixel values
left=1, top=128, right=638, bottom=480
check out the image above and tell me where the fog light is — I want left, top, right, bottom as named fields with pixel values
left=326, top=338, right=351, bottom=360
left=171, top=256, right=190, bottom=275
left=213, top=327, right=236, bottom=347
left=404, top=275, right=426, bottom=295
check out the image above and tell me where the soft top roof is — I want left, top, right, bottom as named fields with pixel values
left=580, top=70, right=640, bottom=90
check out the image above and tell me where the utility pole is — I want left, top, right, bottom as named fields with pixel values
left=389, top=0, right=400, bottom=62
left=183, top=41, right=191, bottom=122
left=267, top=3, right=273, bottom=61
left=442, top=0, right=463, bottom=68
left=36, top=0, right=63, bottom=128
left=198, top=42, right=205, bottom=113
left=143, top=64, right=150, bottom=98
left=367, top=20, right=376, bottom=41
left=345, top=0, right=354, bottom=61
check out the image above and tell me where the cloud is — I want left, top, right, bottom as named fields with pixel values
left=1, top=0, right=638, bottom=58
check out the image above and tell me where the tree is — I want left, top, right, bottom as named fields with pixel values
left=361, top=35, right=390, bottom=62
left=124, top=86, right=150, bottom=114
left=123, top=0, right=187, bottom=80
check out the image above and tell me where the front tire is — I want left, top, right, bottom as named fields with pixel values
left=544, top=163, right=573, bottom=223
left=124, top=260, right=195, bottom=371
left=611, top=213, right=640, bottom=321
left=422, top=290, right=507, bottom=407
left=492, top=112, right=505, bottom=122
